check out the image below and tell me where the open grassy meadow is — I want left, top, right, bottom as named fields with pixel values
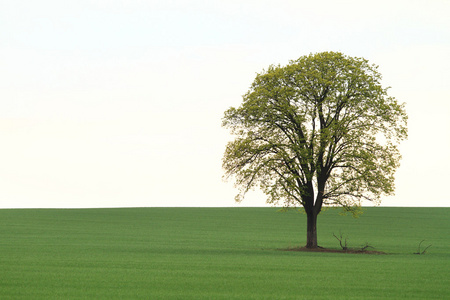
left=0, top=207, right=448, bottom=299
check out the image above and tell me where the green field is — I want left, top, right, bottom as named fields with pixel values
left=0, top=207, right=449, bottom=299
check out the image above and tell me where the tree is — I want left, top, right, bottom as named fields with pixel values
left=222, top=52, right=407, bottom=248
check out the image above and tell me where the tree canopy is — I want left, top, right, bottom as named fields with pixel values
left=222, top=52, right=408, bottom=248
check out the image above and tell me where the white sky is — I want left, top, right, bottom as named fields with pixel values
left=1, top=0, right=449, bottom=208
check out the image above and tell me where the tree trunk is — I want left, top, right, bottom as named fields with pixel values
left=306, top=211, right=318, bottom=248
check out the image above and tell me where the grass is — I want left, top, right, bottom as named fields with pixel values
left=0, top=207, right=449, bottom=299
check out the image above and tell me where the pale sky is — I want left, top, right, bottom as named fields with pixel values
left=1, top=0, right=449, bottom=208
